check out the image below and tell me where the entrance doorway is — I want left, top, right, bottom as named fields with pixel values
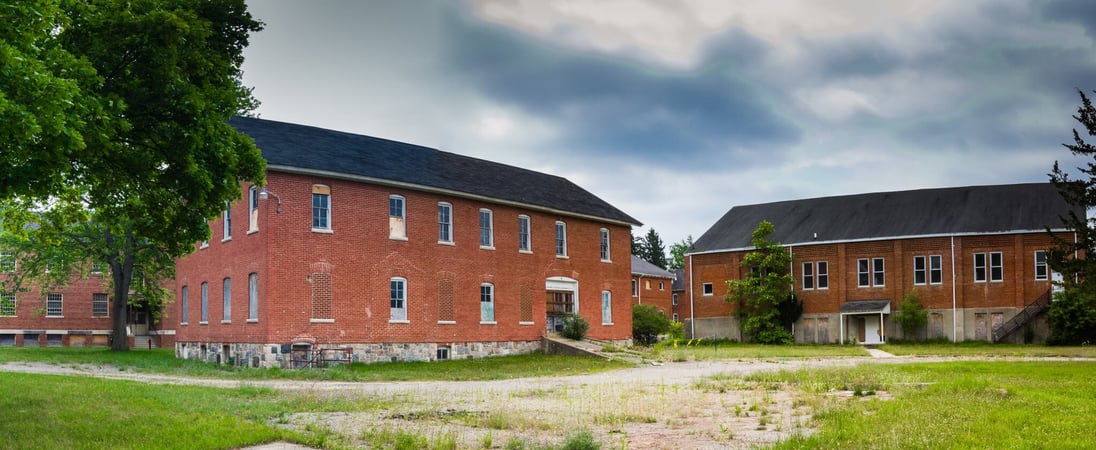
left=545, top=277, right=579, bottom=333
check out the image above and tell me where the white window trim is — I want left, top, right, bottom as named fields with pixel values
left=480, top=283, right=495, bottom=323
left=989, top=251, right=1004, bottom=282
left=1035, top=250, right=1048, bottom=281
left=222, top=278, right=231, bottom=323
left=389, top=195, right=407, bottom=240
left=974, top=252, right=987, bottom=283
left=310, top=318, right=335, bottom=324
left=518, top=215, right=532, bottom=253
left=817, top=261, right=829, bottom=290
left=1, top=293, right=16, bottom=317
left=390, top=277, right=408, bottom=322
left=599, top=228, right=611, bottom=262
left=802, top=262, right=814, bottom=291
left=929, top=255, right=944, bottom=285
left=601, top=291, right=613, bottom=325
left=913, top=255, right=927, bottom=286
left=555, top=221, right=568, bottom=258
left=45, top=293, right=63, bottom=318
left=479, top=209, right=494, bottom=249
left=312, top=188, right=332, bottom=232
left=857, top=258, right=870, bottom=288
left=248, top=185, right=260, bottom=233
left=221, top=203, right=232, bottom=242
left=248, top=272, right=258, bottom=322
left=872, top=257, right=885, bottom=287
left=438, top=202, right=453, bottom=244
left=702, top=282, right=714, bottom=296
left=180, top=286, right=188, bottom=324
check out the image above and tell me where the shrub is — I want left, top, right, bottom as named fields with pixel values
left=632, top=304, right=672, bottom=346
left=893, top=292, right=928, bottom=340
left=561, top=314, right=590, bottom=340
left=560, top=430, right=600, bottom=450
left=1047, top=288, right=1096, bottom=345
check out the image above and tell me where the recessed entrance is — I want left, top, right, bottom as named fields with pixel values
left=545, top=277, right=578, bottom=333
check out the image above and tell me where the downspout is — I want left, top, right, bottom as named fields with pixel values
left=637, top=275, right=643, bottom=304
left=950, top=235, right=957, bottom=342
left=688, top=254, right=696, bottom=339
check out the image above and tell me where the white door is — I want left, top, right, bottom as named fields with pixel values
left=862, top=316, right=883, bottom=344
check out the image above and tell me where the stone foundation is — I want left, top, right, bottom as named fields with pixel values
left=176, top=340, right=543, bottom=368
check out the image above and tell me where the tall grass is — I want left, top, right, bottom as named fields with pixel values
left=879, top=341, right=1096, bottom=357
left=649, top=340, right=869, bottom=361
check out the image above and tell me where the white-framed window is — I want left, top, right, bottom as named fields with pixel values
left=0, top=293, right=15, bottom=316
left=1035, top=250, right=1048, bottom=281
left=600, top=228, right=611, bottom=261
left=817, top=261, right=829, bottom=289
left=518, top=215, right=531, bottom=252
left=990, top=252, right=1003, bottom=282
left=873, top=257, right=885, bottom=286
left=913, top=256, right=927, bottom=285
left=672, top=293, right=678, bottom=306
left=248, top=273, right=258, bottom=321
left=438, top=203, right=453, bottom=243
left=802, top=262, right=815, bottom=290
left=601, top=291, right=612, bottom=325
left=390, top=277, right=407, bottom=322
left=858, top=258, right=885, bottom=287
left=46, top=293, right=62, bottom=317
left=389, top=195, right=406, bottom=239
left=702, top=282, right=714, bottom=296
left=248, top=185, right=259, bottom=232
left=857, top=258, right=870, bottom=287
left=659, top=281, right=664, bottom=290
left=974, top=253, right=987, bottom=282
left=672, top=313, right=679, bottom=322
left=555, top=221, right=567, bottom=257
left=930, top=255, right=943, bottom=285
left=92, top=293, right=108, bottom=317
left=312, top=185, right=331, bottom=231
left=222, top=278, right=231, bottom=322
left=479, top=209, right=494, bottom=248
left=0, top=252, right=14, bottom=272
left=200, top=282, right=209, bottom=323
left=480, top=283, right=495, bottom=323
left=222, top=202, right=232, bottom=241
left=180, top=286, right=188, bottom=324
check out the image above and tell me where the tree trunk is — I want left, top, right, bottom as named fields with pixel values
left=108, top=230, right=136, bottom=352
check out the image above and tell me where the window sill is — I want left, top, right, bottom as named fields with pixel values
left=46, top=315, right=63, bottom=319
left=389, top=236, right=408, bottom=241
left=437, top=320, right=456, bottom=325
left=480, top=321, right=497, bottom=325
left=246, top=319, right=258, bottom=323
left=480, top=245, right=495, bottom=251
left=199, top=244, right=209, bottom=250
left=312, top=228, right=334, bottom=234
left=438, top=241, right=455, bottom=246
left=310, top=318, right=335, bottom=323
left=389, top=319, right=410, bottom=324
left=519, top=250, right=533, bottom=254
left=247, top=228, right=258, bottom=235
left=221, top=238, right=231, bottom=243
left=518, top=321, right=535, bottom=326
left=602, top=322, right=614, bottom=326
left=199, top=321, right=209, bottom=325
left=601, top=259, right=611, bottom=263
left=179, top=322, right=188, bottom=326
left=556, top=255, right=569, bottom=260
left=221, top=320, right=231, bottom=324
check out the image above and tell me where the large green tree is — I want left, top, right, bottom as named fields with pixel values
left=725, top=221, right=795, bottom=344
left=642, top=228, right=668, bottom=269
left=668, top=235, right=693, bottom=271
left=1047, top=89, right=1096, bottom=345
left=0, top=0, right=264, bottom=350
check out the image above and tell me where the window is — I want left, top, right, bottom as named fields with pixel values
left=913, top=256, right=926, bottom=285
left=438, top=203, right=452, bottom=243
left=222, top=203, right=232, bottom=240
left=222, top=278, right=231, bottom=322
left=518, top=215, right=531, bottom=252
left=930, top=255, right=943, bottom=285
left=390, top=278, right=407, bottom=322
left=873, top=257, right=885, bottom=286
left=672, top=313, right=679, bottom=322
left=817, top=261, right=829, bottom=289
left=858, top=259, right=870, bottom=287
left=990, top=252, right=1003, bottom=282
left=479, top=209, right=493, bottom=248
left=0, top=252, right=14, bottom=272
left=200, top=282, right=209, bottom=323
left=248, top=185, right=259, bottom=232
left=601, top=291, right=612, bottom=325
left=248, top=273, right=258, bottom=321
left=858, top=258, right=885, bottom=287
left=180, top=286, right=188, bottom=324
left=702, top=282, right=714, bottom=296
left=645, top=280, right=651, bottom=290
left=0, top=293, right=15, bottom=316
left=436, top=347, right=450, bottom=361
left=802, top=262, right=815, bottom=290
left=659, top=281, right=665, bottom=290
left=555, top=221, right=567, bottom=257
left=600, top=228, right=610, bottom=261
left=632, top=279, right=638, bottom=296
left=389, top=195, right=406, bottom=239
left=672, top=293, right=679, bottom=306
left=92, top=294, right=108, bottom=317
left=46, top=293, right=62, bottom=317
left=974, top=253, right=987, bottom=282
left=312, top=185, right=331, bottom=231
left=1035, top=250, right=1048, bottom=281
left=480, top=283, right=495, bottom=323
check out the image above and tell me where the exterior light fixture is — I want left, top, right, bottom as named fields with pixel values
left=259, top=186, right=282, bottom=214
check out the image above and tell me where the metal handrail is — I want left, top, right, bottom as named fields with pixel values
left=992, top=289, right=1051, bottom=342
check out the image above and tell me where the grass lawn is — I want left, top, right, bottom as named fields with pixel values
left=740, top=361, right=1096, bottom=449
left=879, top=341, right=1096, bottom=357
left=0, top=372, right=300, bottom=450
left=648, top=341, right=870, bottom=361
left=0, top=347, right=630, bottom=381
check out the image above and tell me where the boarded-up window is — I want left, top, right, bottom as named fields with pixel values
left=803, top=318, right=816, bottom=343
left=930, top=313, right=943, bottom=339
left=310, top=262, right=333, bottom=320
left=389, top=195, right=406, bottom=239
left=520, top=284, right=533, bottom=323
left=817, top=318, right=830, bottom=343
left=991, top=312, right=1004, bottom=336
left=975, top=313, right=988, bottom=341
left=438, top=278, right=454, bottom=322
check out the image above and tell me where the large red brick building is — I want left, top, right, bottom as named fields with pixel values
left=630, top=255, right=676, bottom=320
left=684, top=184, right=1077, bottom=344
left=0, top=268, right=114, bottom=347
left=174, top=117, right=640, bottom=367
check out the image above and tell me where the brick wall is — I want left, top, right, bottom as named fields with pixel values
left=175, top=171, right=634, bottom=351
left=0, top=274, right=114, bottom=346
left=630, top=274, right=676, bottom=321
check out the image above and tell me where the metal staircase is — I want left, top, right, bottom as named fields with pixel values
left=992, top=289, right=1052, bottom=343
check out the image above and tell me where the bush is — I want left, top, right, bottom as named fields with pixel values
left=893, top=292, right=928, bottom=340
left=632, top=304, right=672, bottom=346
left=561, top=314, right=590, bottom=340
left=1047, top=288, right=1096, bottom=345
left=560, top=430, right=600, bottom=450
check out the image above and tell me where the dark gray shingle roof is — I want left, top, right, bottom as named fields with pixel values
left=231, top=116, right=640, bottom=226
left=839, top=300, right=891, bottom=314
left=691, top=183, right=1078, bottom=253
left=671, top=269, right=685, bottom=291
left=631, top=255, right=675, bottom=279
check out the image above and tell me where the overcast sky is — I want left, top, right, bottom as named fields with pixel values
left=240, top=0, right=1096, bottom=247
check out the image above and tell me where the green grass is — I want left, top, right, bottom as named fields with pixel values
left=649, top=341, right=869, bottom=361
left=0, top=347, right=630, bottom=381
left=0, top=372, right=303, bottom=450
left=879, top=341, right=1096, bottom=357
left=757, top=361, right=1096, bottom=449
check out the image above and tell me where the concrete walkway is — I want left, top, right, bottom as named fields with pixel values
left=865, top=347, right=896, bottom=358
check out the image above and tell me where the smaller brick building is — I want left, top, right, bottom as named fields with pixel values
left=630, top=255, right=676, bottom=320
left=684, top=183, right=1077, bottom=344
left=173, top=117, right=640, bottom=367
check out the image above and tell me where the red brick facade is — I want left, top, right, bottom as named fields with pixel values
left=173, top=170, right=634, bottom=365
left=0, top=273, right=115, bottom=347
left=685, top=232, right=1069, bottom=342
left=630, top=273, right=676, bottom=321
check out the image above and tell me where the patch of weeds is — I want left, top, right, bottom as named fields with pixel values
left=362, top=427, right=428, bottom=449
left=480, top=431, right=494, bottom=449
left=560, top=430, right=601, bottom=450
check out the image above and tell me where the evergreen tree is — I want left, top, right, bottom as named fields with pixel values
left=726, top=221, right=794, bottom=344
left=643, top=228, right=668, bottom=269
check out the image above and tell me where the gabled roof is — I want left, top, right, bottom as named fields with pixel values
left=230, top=116, right=641, bottom=226
left=691, top=183, right=1078, bottom=253
left=631, top=255, right=675, bottom=279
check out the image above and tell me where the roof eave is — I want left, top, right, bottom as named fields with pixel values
left=686, top=228, right=1075, bottom=256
